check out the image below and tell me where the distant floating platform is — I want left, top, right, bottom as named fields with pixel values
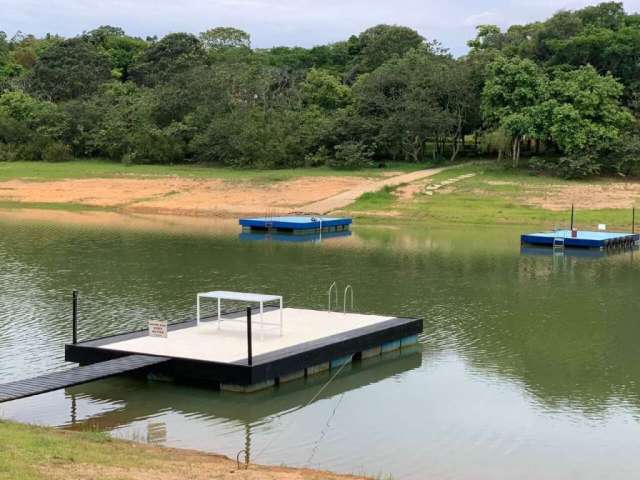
left=65, top=307, right=421, bottom=393
left=521, top=230, right=640, bottom=249
left=239, top=216, right=352, bottom=235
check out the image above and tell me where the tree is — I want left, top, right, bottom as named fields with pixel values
left=544, top=66, right=633, bottom=157
left=347, top=24, right=425, bottom=79
left=301, top=68, right=351, bottom=110
left=467, top=25, right=505, bottom=51
left=481, top=55, right=546, bottom=166
left=30, top=38, right=111, bottom=101
left=200, top=27, right=251, bottom=50
left=84, top=26, right=148, bottom=80
left=129, top=33, right=205, bottom=86
left=0, top=32, right=9, bottom=65
left=353, top=48, right=475, bottom=163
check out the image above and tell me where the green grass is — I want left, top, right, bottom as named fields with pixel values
left=0, top=159, right=426, bottom=182
left=0, top=420, right=156, bottom=479
left=0, top=419, right=360, bottom=479
left=351, top=185, right=400, bottom=210
left=348, top=164, right=639, bottom=229
left=0, top=200, right=108, bottom=212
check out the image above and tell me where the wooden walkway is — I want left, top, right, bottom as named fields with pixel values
left=0, top=354, right=168, bottom=403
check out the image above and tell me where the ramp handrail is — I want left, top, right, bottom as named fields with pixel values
left=343, top=285, right=354, bottom=313
left=328, top=281, right=338, bottom=312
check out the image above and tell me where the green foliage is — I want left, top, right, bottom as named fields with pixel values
left=301, top=68, right=351, bottom=109
left=1, top=5, right=638, bottom=175
left=129, top=33, right=206, bottom=86
left=0, top=90, right=49, bottom=121
left=529, top=155, right=602, bottom=179
left=347, top=24, right=425, bottom=78
left=30, top=38, right=111, bottom=101
left=200, top=27, right=251, bottom=50
left=84, top=26, right=148, bottom=80
left=41, top=141, right=73, bottom=162
left=329, top=141, right=374, bottom=169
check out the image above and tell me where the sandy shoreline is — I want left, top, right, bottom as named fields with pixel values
left=0, top=168, right=445, bottom=218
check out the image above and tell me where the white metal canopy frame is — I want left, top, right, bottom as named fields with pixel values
left=196, top=290, right=284, bottom=333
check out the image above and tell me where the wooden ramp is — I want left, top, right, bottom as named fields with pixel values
left=0, top=355, right=168, bottom=403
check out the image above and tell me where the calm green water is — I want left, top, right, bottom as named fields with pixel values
left=1, top=215, right=640, bottom=479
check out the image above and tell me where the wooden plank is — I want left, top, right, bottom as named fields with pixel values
left=0, top=354, right=168, bottom=403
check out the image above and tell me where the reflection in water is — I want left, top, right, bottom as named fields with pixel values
left=1, top=216, right=640, bottom=479
left=239, top=229, right=352, bottom=243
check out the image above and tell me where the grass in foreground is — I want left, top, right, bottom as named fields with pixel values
left=0, top=419, right=363, bottom=480
left=347, top=164, right=640, bottom=229
left=0, top=159, right=426, bottom=182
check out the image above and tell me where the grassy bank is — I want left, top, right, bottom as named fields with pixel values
left=0, top=159, right=424, bottom=182
left=0, top=419, right=364, bottom=480
left=346, top=164, right=640, bottom=229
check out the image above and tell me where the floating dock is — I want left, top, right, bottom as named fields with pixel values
left=521, top=230, right=639, bottom=249
left=240, top=216, right=352, bottom=235
left=64, top=291, right=422, bottom=393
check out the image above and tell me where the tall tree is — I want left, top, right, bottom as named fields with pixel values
left=347, top=24, right=425, bottom=80
left=129, top=33, right=206, bottom=86
left=30, top=38, right=111, bottom=101
left=482, top=55, right=546, bottom=166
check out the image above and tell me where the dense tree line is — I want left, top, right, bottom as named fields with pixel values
left=0, top=2, right=638, bottom=177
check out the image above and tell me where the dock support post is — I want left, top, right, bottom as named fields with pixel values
left=246, top=307, right=253, bottom=366
left=570, top=203, right=575, bottom=231
left=72, top=289, right=78, bottom=345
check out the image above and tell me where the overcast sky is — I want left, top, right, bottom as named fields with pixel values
left=2, top=0, right=640, bottom=55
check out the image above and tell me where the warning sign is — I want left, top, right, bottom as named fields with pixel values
left=148, top=320, right=168, bottom=338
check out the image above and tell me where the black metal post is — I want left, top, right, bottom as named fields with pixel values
left=72, top=289, right=78, bottom=344
left=570, top=203, right=575, bottom=231
left=246, top=307, right=253, bottom=366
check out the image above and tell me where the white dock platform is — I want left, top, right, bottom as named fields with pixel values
left=99, top=308, right=395, bottom=363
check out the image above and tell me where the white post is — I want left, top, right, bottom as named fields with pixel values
left=260, top=301, right=264, bottom=326
left=279, top=297, right=283, bottom=336
left=196, top=295, right=200, bottom=326
left=217, top=297, right=221, bottom=329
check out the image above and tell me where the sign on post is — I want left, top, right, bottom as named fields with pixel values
left=148, top=320, right=168, bottom=338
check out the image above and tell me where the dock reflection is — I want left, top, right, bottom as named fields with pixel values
left=62, top=348, right=421, bottom=432
left=239, top=230, right=352, bottom=243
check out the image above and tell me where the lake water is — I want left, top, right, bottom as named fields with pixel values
left=1, top=213, right=640, bottom=479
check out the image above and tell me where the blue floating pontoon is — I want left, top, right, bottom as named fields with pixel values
left=239, top=216, right=352, bottom=235
left=521, top=229, right=640, bottom=249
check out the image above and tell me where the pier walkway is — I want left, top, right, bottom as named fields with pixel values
left=0, top=354, right=168, bottom=403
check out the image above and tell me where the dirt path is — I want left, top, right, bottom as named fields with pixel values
left=299, top=167, right=447, bottom=215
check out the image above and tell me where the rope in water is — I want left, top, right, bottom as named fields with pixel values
left=250, top=359, right=352, bottom=463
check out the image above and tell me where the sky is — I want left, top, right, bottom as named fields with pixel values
left=2, top=0, right=640, bottom=56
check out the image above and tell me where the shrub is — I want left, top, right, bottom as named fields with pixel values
left=329, top=141, right=374, bottom=169
left=42, top=142, right=74, bottom=162
left=304, top=146, right=331, bottom=167
left=0, top=143, right=18, bottom=161
left=529, top=155, right=601, bottom=179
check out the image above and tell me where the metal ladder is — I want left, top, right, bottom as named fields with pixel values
left=327, top=283, right=355, bottom=313
left=343, top=285, right=354, bottom=313
left=328, top=282, right=338, bottom=312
